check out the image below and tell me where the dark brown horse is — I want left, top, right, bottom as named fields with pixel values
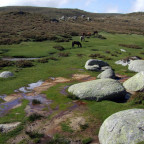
left=93, top=31, right=98, bottom=35
left=72, top=41, right=82, bottom=48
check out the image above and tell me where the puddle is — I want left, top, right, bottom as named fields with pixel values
left=0, top=93, right=52, bottom=117
left=0, top=95, right=7, bottom=100
left=0, top=98, right=22, bottom=116
left=2, top=57, right=41, bottom=61
left=60, top=86, right=69, bottom=95
left=15, top=80, right=44, bottom=93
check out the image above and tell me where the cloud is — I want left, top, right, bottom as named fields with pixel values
left=106, top=7, right=119, bottom=13
left=0, top=0, right=69, bottom=7
left=132, top=0, right=144, bottom=12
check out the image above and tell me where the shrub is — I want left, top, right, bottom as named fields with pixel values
left=49, top=57, right=58, bottom=61
left=55, top=38, right=70, bottom=43
left=82, top=137, right=93, bottom=144
left=37, top=58, right=49, bottom=63
left=91, top=49, right=98, bottom=51
left=89, top=53, right=100, bottom=58
left=60, top=34, right=72, bottom=39
left=105, top=50, right=111, bottom=54
left=32, top=99, right=41, bottom=105
left=25, top=131, right=44, bottom=139
left=15, top=60, right=33, bottom=68
left=67, top=94, right=79, bottom=100
left=111, top=54, right=118, bottom=57
left=28, top=113, right=43, bottom=122
left=47, top=134, right=69, bottom=144
left=58, top=52, right=69, bottom=57
left=70, top=32, right=79, bottom=36
left=104, top=57, right=113, bottom=60
left=0, top=60, right=14, bottom=67
left=80, top=123, right=89, bottom=131
left=77, top=54, right=85, bottom=57
left=119, top=44, right=142, bottom=49
left=53, top=45, right=65, bottom=51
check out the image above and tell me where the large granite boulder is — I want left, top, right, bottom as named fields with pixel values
left=99, top=109, right=144, bottom=144
left=68, top=79, right=126, bottom=101
left=85, top=59, right=111, bottom=71
left=0, top=71, right=14, bottom=78
left=123, top=71, right=144, bottom=91
left=97, top=69, right=115, bottom=79
left=128, top=60, right=144, bottom=72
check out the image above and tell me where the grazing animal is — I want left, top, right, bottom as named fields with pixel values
left=82, top=32, right=86, bottom=36
left=93, top=31, right=98, bottom=35
left=87, top=32, right=91, bottom=36
left=72, top=41, right=82, bottom=48
left=80, top=36, right=85, bottom=42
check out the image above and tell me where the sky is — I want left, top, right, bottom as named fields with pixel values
left=0, top=0, right=144, bottom=13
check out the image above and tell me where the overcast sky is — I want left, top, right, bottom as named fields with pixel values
left=0, top=0, right=144, bottom=13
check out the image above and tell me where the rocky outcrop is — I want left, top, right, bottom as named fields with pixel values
left=68, top=79, right=126, bottom=101
left=97, top=69, right=115, bottom=79
left=99, top=109, right=144, bottom=144
left=128, top=60, right=144, bottom=72
left=0, top=122, right=21, bottom=133
left=85, top=59, right=111, bottom=71
left=123, top=71, right=144, bottom=91
left=0, top=71, right=14, bottom=78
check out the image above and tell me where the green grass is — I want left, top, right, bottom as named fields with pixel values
left=61, top=122, right=73, bottom=133
left=0, top=100, right=28, bottom=144
left=0, top=100, right=28, bottom=124
left=0, top=33, right=144, bottom=94
left=0, top=33, right=144, bottom=143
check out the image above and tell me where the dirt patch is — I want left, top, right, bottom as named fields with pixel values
left=4, top=93, right=22, bottom=102
left=70, top=116, right=86, bottom=131
left=72, top=74, right=96, bottom=81
left=116, top=74, right=130, bottom=83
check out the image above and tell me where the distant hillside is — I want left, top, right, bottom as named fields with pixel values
left=0, top=6, right=122, bottom=18
left=0, top=6, right=144, bottom=45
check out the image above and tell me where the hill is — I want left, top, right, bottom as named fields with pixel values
left=0, top=6, right=144, bottom=45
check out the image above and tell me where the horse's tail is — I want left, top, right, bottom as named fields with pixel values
left=80, top=42, right=82, bottom=47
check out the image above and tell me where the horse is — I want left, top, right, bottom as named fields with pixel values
left=93, top=31, right=98, bottom=35
left=72, top=41, right=82, bottom=48
left=80, top=36, right=85, bottom=42
left=86, top=32, right=91, bottom=36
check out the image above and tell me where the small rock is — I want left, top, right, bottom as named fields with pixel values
left=0, top=71, right=14, bottom=78
left=0, top=122, right=21, bottom=133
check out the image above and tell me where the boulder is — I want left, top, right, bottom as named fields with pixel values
left=85, top=59, right=110, bottom=71
left=0, top=71, right=14, bottom=78
left=97, top=69, right=115, bottom=79
left=128, top=60, right=144, bottom=72
left=123, top=71, right=144, bottom=91
left=115, top=56, right=141, bottom=66
left=68, top=79, right=126, bottom=101
left=0, top=122, right=21, bottom=133
left=98, top=109, right=144, bottom=144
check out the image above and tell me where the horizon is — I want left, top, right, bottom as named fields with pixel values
left=0, top=0, right=144, bottom=14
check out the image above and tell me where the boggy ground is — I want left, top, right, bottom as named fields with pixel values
left=0, top=33, right=144, bottom=143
